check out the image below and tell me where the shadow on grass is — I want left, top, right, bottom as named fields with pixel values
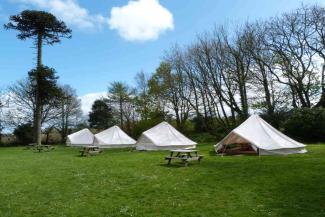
left=159, top=161, right=204, bottom=168
left=159, top=163, right=185, bottom=168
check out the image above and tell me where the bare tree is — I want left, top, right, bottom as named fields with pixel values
left=300, top=5, right=325, bottom=107
left=265, top=11, right=319, bottom=108
left=56, top=85, right=82, bottom=143
left=8, top=79, right=61, bottom=128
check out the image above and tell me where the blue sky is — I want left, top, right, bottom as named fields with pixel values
left=0, top=0, right=324, bottom=113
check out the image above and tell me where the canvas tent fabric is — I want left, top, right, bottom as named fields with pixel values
left=93, top=125, right=136, bottom=148
left=66, top=129, right=94, bottom=146
left=214, top=115, right=307, bottom=155
left=136, top=122, right=197, bottom=151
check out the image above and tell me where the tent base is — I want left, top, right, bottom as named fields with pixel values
left=218, top=143, right=257, bottom=155
left=98, top=144, right=136, bottom=149
left=136, top=145, right=196, bottom=151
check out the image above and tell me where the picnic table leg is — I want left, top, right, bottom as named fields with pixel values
left=168, top=151, right=173, bottom=165
left=80, top=148, right=86, bottom=157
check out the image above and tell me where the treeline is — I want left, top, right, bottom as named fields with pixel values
left=92, top=4, right=325, bottom=142
left=1, top=5, right=325, bottom=145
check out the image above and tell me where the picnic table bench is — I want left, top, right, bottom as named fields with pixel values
left=165, top=149, right=203, bottom=166
left=80, top=146, right=102, bottom=157
left=28, top=144, right=55, bottom=152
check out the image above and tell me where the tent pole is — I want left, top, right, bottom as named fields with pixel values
left=258, top=148, right=261, bottom=158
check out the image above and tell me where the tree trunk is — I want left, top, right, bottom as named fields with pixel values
left=45, top=130, right=50, bottom=145
left=34, top=33, right=43, bottom=145
left=119, top=97, right=123, bottom=129
left=262, top=76, right=274, bottom=116
left=60, top=102, right=66, bottom=144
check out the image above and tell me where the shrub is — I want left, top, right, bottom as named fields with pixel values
left=133, top=119, right=162, bottom=139
left=283, top=108, right=325, bottom=143
left=189, top=132, right=218, bottom=143
left=13, top=123, right=34, bottom=145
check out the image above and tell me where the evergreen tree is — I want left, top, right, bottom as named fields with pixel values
left=5, top=10, right=71, bottom=145
left=88, top=99, right=115, bottom=130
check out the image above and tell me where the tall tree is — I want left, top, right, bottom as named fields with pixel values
left=108, top=82, right=131, bottom=129
left=4, top=10, right=72, bottom=145
left=88, top=99, right=115, bottom=130
left=149, top=62, right=191, bottom=131
left=134, top=71, right=151, bottom=121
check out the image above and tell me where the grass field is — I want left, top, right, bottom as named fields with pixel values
left=0, top=144, right=324, bottom=217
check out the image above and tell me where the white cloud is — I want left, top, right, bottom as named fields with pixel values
left=12, top=0, right=107, bottom=29
left=78, top=91, right=106, bottom=115
left=108, top=0, right=174, bottom=41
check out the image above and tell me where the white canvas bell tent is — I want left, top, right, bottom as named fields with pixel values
left=214, top=115, right=307, bottom=155
left=66, top=129, right=94, bottom=147
left=136, top=122, right=197, bottom=151
left=93, top=125, right=136, bottom=148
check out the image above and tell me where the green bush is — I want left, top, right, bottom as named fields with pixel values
left=133, top=119, right=162, bottom=139
left=283, top=108, right=325, bottom=143
left=13, top=123, right=34, bottom=145
left=189, top=132, right=218, bottom=143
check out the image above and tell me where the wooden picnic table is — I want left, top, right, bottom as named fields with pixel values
left=28, top=144, right=55, bottom=152
left=80, top=146, right=101, bottom=157
left=165, top=149, right=203, bottom=166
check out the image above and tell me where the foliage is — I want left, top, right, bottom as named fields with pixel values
left=88, top=99, right=115, bottom=130
left=134, top=71, right=152, bottom=121
left=260, top=110, right=291, bottom=129
left=28, top=66, right=62, bottom=105
left=283, top=108, right=325, bottom=143
left=108, top=82, right=132, bottom=129
left=13, top=123, right=34, bottom=145
left=188, top=132, right=217, bottom=143
left=132, top=110, right=167, bottom=138
left=0, top=144, right=324, bottom=216
left=4, top=10, right=71, bottom=45
left=148, top=62, right=190, bottom=131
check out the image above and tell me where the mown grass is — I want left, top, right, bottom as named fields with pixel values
left=0, top=144, right=324, bottom=217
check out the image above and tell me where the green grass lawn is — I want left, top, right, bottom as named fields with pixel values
left=0, top=144, right=325, bottom=217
